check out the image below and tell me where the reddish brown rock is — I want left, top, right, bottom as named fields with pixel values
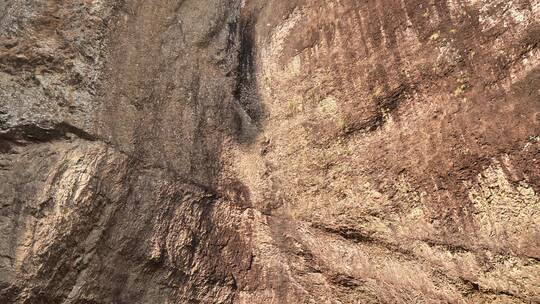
left=1, top=0, right=538, bottom=303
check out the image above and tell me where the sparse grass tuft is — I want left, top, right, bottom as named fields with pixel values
left=430, top=31, right=441, bottom=41
left=454, top=75, right=470, bottom=97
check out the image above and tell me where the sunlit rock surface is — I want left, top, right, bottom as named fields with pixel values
left=1, top=0, right=538, bottom=303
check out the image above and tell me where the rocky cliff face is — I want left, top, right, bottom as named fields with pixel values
left=0, top=0, right=538, bottom=303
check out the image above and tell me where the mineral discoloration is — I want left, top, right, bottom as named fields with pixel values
left=1, top=0, right=538, bottom=303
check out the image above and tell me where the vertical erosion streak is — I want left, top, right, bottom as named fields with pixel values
left=234, top=13, right=263, bottom=126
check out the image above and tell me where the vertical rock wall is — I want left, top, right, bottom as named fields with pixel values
left=0, top=0, right=538, bottom=303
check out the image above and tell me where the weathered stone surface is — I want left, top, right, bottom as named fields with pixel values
left=1, top=0, right=538, bottom=303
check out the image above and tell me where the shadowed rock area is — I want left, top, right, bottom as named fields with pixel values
left=0, top=0, right=538, bottom=303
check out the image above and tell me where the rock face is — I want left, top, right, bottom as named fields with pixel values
left=0, top=0, right=538, bottom=303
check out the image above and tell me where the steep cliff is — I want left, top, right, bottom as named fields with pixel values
left=0, top=0, right=538, bottom=303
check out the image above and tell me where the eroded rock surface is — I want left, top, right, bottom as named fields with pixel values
left=1, top=0, right=539, bottom=303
